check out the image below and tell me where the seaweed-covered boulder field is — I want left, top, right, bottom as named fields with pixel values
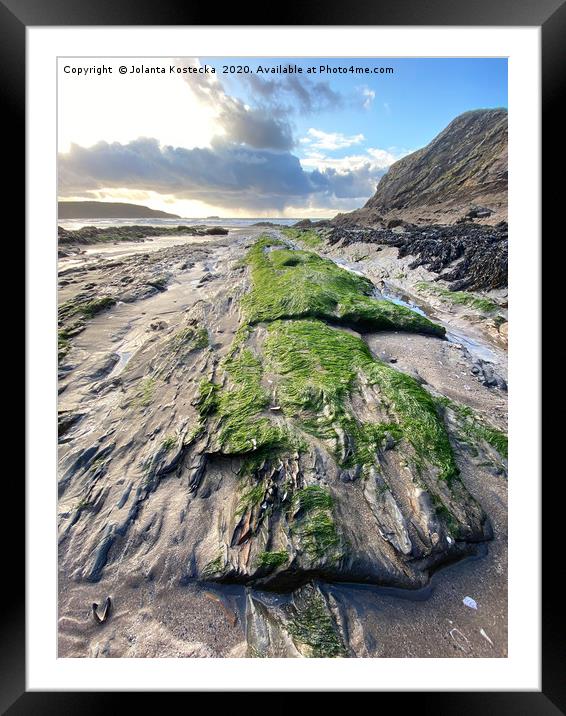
left=59, top=237, right=505, bottom=602
left=311, top=221, right=508, bottom=292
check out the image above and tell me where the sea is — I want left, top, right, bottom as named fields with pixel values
left=58, top=217, right=320, bottom=230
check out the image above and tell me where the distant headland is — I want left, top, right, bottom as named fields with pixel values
left=58, top=200, right=181, bottom=220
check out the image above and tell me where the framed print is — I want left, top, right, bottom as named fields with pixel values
left=7, top=0, right=558, bottom=708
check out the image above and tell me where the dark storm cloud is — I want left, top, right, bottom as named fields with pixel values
left=309, top=165, right=387, bottom=200
left=176, top=58, right=294, bottom=151
left=58, top=137, right=383, bottom=211
left=241, top=70, right=343, bottom=114
left=218, top=109, right=294, bottom=151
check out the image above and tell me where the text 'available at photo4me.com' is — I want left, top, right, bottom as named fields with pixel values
left=62, top=61, right=396, bottom=77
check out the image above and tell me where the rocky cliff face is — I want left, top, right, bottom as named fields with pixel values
left=334, top=109, right=507, bottom=227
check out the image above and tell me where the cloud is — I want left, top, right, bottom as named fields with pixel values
left=174, top=59, right=349, bottom=151
left=300, top=146, right=405, bottom=174
left=362, top=88, right=376, bottom=109
left=240, top=70, right=343, bottom=114
left=217, top=109, right=294, bottom=151
left=58, top=136, right=398, bottom=212
left=58, top=59, right=403, bottom=213
left=175, top=58, right=294, bottom=150
left=301, top=128, right=365, bottom=151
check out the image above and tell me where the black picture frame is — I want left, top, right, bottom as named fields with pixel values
left=8, top=0, right=557, bottom=709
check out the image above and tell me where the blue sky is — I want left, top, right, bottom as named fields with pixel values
left=59, top=57, right=507, bottom=217
left=220, top=58, right=507, bottom=159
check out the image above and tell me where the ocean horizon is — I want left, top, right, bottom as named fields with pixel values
left=57, top=217, right=328, bottom=230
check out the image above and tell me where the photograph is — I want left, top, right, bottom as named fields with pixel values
left=56, top=56, right=510, bottom=659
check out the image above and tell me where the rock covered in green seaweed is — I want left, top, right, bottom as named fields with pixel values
left=243, top=237, right=445, bottom=335
left=60, top=234, right=497, bottom=599
left=246, top=582, right=346, bottom=658
left=183, top=236, right=491, bottom=589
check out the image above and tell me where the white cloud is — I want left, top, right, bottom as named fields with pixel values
left=300, top=146, right=405, bottom=174
left=362, top=87, right=376, bottom=109
left=301, top=128, right=365, bottom=151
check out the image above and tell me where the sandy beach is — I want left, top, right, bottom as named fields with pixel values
left=57, top=224, right=507, bottom=658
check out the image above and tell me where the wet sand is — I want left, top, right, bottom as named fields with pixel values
left=58, top=227, right=507, bottom=658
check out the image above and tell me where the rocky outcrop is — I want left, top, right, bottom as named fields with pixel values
left=58, top=237, right=504, bottom=607
left=58, top=224, right=228, bottom=245
left=322, top=221, right=508, bottom=291
left=333, top=109, right=507, bottom=227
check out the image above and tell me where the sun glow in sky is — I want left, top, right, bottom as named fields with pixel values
left=58, top=57, right=507, bottom=218
left=58, top=68, right=220, bottom=153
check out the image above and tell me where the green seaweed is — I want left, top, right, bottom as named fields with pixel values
left=430, top=493, right=460, bottom=537
left=264, top=318, right=360, bottom=420
left=243, top=237, right=444, bottom=336
left=282, top=227, right=323, bottom=248
left=75, top=498, right=92, bottom=512
left=161, top=435, right=177, bottom=451
left=236, top=481, right=266, bottom=517
left=286, top=588, right=346, bottom=658
left=195, top=334, right=297, bottom=479
left=416, top=282, right=498, bottom=314
left=197, top=380, right=221, bottom=418
left=438, top=397, right=508, bottom=459
left=365, top=362, right=458, bottom=482
left=183, top=421, right=204, bottom=446
left=59, top=295, right=116, bottom=321
left=193, top=238, right=450, bottom=479
left=58, top=296, right=116, bottom=359
left=264, top=318, right=457, bottom=481
left=197, top=345, right=295, bottom=461
left=341, top=419, right=403, bottom=468
left=58, top=330, right=71, bottom=359
left=296, top=511, right=340, bottom=560
left=256, top=550, right=289, bottom=569
left=57, top=320, right=86, bottom=361
left=133, top=376, right=156, bottom=408
left=169, top=324, right=209, bottom=351
left=215, top=347, right=291, bottom=456
left=202, top=554, right=224, bottom=579
left=291, top=486, right=340, bottom=560
left=147, top=275, right=169, bottom=290
left=293, top=485, right=333, bottom=512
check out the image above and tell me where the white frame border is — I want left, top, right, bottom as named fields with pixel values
left=27, top=26, right=540, bottom=691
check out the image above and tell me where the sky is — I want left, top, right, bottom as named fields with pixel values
left=58, top=57, right=507, bottom=218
